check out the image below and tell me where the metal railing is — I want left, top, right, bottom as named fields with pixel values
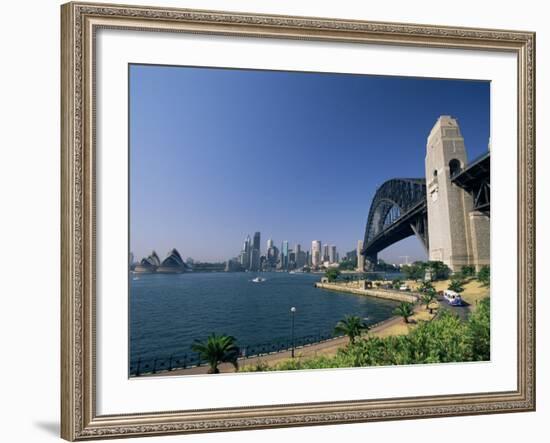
left=129, top=332, right=342, bottom=376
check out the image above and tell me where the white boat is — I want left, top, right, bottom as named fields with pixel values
left=251, top=276, right=266, bottom=283
left=443, top=289, right=463, bottom=306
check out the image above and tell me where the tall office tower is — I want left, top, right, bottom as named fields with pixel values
left=288, top=251, right=296, bottom=269
left=311, top=240, right=322, bottom=267
left=266, top=238, right=273, bottom=250
left=329, top=245, right=337, bottom=263
left=253, top=232, right=261, bottom=253
left=295, top=244, right=306, bottom=268
left=267, top=245, right=279, bottom=268
left=306, top=250, right=311, bottom=266
left=425, top=116, right=489, bottom=271
left=282, top=241, right=289, bottom=269
left=240, top=235, right=251, bottom=270
left=323, top=244, right=330, bottom=263
left=357, top=240, right=365, bottom=271
left=250, top=248, right=260, bottom=272
left=248, top=231, right=261, bottom=271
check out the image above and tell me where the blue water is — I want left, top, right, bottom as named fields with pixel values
left=129, top=272, right=398, bottom=364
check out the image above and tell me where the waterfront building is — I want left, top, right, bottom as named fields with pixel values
left=329, top=245, right=337, bottom=263
left=266, top=238, right=273, bottom=250
left=306, top=250, right=311, bottom=266
left=225, top=258, right=243, bottom=272
left=311, top=240, right=322, bottom=267
left=357, top=240, right=365, bottom=271
left=157, top=248, right=188, bottom=273
left=134, top=250, right=161, bottom=273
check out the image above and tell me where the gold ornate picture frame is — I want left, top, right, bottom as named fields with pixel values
left=61, top=1, right=536, bottom=440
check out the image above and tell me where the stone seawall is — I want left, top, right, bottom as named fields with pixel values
left=315, top=282, right=418, bottom=303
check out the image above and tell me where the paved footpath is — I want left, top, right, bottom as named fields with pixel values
left=149, top=313, right=412, bottom=377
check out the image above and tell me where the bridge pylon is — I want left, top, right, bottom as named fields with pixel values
left=425, top=116, right=489, bottom=272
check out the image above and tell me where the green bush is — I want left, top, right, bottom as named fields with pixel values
left=478, top=265, right=490, bottom=286
left=241, top=299, right=491, bottom=372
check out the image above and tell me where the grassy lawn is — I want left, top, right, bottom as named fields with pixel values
left=402, top=278, right=489, bottom=310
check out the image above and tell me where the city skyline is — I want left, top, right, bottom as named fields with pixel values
left=130, top=65, right=490, bottom=263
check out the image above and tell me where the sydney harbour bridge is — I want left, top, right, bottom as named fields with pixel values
left=362, top=116, right=490, bottom=272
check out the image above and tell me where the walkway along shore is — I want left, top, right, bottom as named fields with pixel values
left=315, top=281, right=418, bottom=303
left=146, top=304, right=432, bottom=377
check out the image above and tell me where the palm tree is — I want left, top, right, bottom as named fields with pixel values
left=334, top=315, right=370, bottom=345
left=418, top=281, right=435, bottom=294
left=191, top=333, right=240, bottom=374
left=421, top=291, right=437, bottom=314
left=393, top=302, right=414, bottom=323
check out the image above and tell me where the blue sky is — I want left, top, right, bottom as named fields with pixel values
left=130, top=64, right=490, bottom=264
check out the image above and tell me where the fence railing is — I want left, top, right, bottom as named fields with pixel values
left=129, top=332, right=343, bottom=376
left=129, top=314, right=399, bottom=377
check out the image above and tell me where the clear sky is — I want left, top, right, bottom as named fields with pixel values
left=130, top=64, right=490, bottom=264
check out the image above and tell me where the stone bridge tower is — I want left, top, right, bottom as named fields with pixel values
left=425, top=116, right=489, bottom=272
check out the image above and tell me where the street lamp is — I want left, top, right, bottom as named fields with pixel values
left=290, top=307, right=297, bottom=358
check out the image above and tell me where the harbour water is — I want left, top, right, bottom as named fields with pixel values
left=130, top=272, right=398, bottom=366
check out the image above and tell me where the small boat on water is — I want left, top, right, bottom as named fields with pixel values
left=251, top=276, right=266, bottom=283
left=443, top=289, right=463, bottom=306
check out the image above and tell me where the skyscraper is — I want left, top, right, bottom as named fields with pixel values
left=240, top=235, right=251, bottom=269
left=295, top=243, right=306, bottom=268
left=250, top=248, right=260, bottom=272
left=282, top=241, right=289, bottom=269
left=329, top=245, right=337, bottom=263
left=266, top=238, right=273, bottom=250
left=323, top=244, right=330, bottom=263
left=250, top=231, right=261, bottom=271
left=357, top=240, right=365, bottom=271
left=312, top=240, right=321, bottom=267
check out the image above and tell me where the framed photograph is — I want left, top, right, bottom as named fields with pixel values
left=61, top=1, right=536, bottom=440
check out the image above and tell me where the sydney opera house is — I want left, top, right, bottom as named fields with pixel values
left=133, top=248, right=189, bottom=274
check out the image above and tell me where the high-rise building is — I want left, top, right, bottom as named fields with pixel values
left=281, top=241, right=289, bottom=269
left=267, top=245, right=279, bottom=268
left=329, top=245, right=337, bottom=263
left=295, top=244, right=306, bottom=268
left=312, top=240, right=322, bottom=267
left=253, top=232, right=261, bottom=252
left=266, top=238, right=273, bottom=250
left=248, top=232, right=261, bottom=271
left=250, top=248, right=260, bottom=272
left=357, top=240, right=365, bottom=271
left=240, top=235, right=251, bottom=269
left=323, top=244, right=330, bottom=263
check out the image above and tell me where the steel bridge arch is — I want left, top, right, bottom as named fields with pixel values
left=364, top=178, right=427, bottom=244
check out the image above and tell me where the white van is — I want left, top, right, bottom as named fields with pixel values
left=443, top=289, right=463, bottom=306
